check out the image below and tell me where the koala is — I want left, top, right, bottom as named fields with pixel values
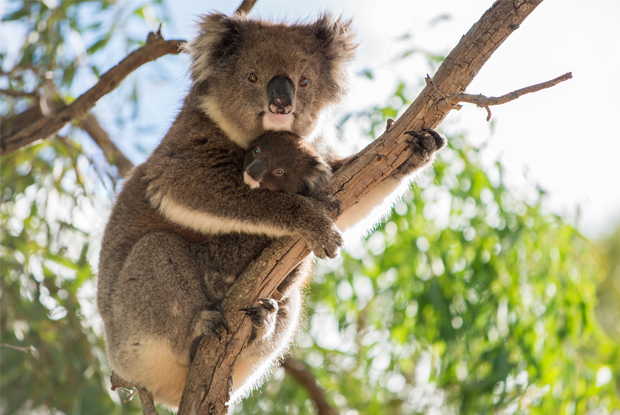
left=97, top=10, right=445, bottom=409
left=97, top=12, right=357, bottom=408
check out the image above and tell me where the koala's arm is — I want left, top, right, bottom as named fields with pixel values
left=144, top=140, right=342, bottom=258
left=332, top=129, right=446, bottom=232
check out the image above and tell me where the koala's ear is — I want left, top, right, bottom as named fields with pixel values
left=182, top=12, right=245, bottom=82
left=313, top=13, right=358, bottom=94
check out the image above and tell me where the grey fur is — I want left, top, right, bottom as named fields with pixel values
left=97, top=12, right=357, bottom=408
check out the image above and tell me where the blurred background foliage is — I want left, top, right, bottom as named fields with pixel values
left=1, top=1, right=619, bottom=415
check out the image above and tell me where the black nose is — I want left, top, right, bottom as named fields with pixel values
left=267, top=76, right=294, bottom=115
left=247, top=159, right=267, bottom=181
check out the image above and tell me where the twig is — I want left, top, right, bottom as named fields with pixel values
left=1, top=32, right=185, bottom=156
left=0, top=88, right=39, bottom=98
left=180, top=1, right=546, bottom=414
left=111, top=371, right=158, bottom=414
left=235, top=0, right=257, bottom=15
left=138, top=388, right=159, bottom=415
left=79, top=114, right=135, bottom=177
left=0, top=343, right=39, bottom=357
left=426, top=72, right=573, bottom=121
left=283, top=357, right=338, bottom=415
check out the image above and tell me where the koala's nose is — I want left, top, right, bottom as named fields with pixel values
left=267, top=76, right=294, bottom=115
left=247, top=159, right=267, bottom=182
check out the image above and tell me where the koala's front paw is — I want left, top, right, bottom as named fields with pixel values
left=302, top=221, right=344, bottom=260
left=241, top=298, right=278, bottom=341
left=396, top=129, right=446, bottom=175
left=193, top=305, right=229, bottom=341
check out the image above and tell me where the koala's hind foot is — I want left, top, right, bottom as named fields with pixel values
left=242, top=298, right=279, bottom=341
left=393, top=128, right=446, bottom=177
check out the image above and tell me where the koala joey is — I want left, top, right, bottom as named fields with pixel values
left=243, top=130, right=340, bottom=211
left=97, top=12, right=357, bottom=408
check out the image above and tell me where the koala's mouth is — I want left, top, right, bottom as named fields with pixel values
left=263, top=112, right=294, bottom=131
left=243, top=171, right=261, bottom=189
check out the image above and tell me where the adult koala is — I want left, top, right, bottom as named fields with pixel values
left=97, top=12, right=357, bottom=407
left=97, top=10, right=444, bottom=408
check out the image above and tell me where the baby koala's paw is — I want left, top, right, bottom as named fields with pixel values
left=241, top=298, right=279, bottom=342
left=193, top=304, right=229, bottom=341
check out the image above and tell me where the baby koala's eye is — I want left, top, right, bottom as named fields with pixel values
left=248, top=73, right=259, bottom=83
left=273, top=169, right=284, bottom=176
left=253, top=148, right=260, bottom=155
left=299, top=77, right=308, bottom=87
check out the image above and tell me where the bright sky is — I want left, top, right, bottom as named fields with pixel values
left=142, top=0, right=618, bottom=240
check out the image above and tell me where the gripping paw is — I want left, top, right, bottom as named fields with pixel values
left=404, top=129, right=446, bottom=159
left=241, top=298, right=279, bottom=341
left=307, top=223, right=344, bottom=260
left=193, top=304, right=229, bottom=341
left=319, top=195, right=342, bottom=218
left=395, top=128, right=446, bottom=176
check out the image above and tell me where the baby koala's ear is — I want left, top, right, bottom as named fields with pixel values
left=303, top=156, right=333, bottom=195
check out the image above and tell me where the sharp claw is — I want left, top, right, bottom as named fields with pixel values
left=404, top=130, right=425, bottom=139
left=405, top=139, right=424, bottom=152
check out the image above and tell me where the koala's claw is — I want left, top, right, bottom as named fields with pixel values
left=241, top=298, right=279, bottom=341
left=195, top=306, right=229, bottom=341
left=404, top=129, right=446, bottom=154
left=324, top=196, right=342, bottom=217
left=311, top=227, right=344, bottom=260
left=241, top=298, right=278, bottom=325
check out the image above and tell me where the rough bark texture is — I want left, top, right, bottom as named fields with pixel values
left=0, top=33, right=184, bottom=156
left=179, top=1, right=545, bottom=414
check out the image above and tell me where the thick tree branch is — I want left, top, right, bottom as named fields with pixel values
left=1, top=31, right=184, bottom=156
left=283, top=357, right=338, bottom=415
left=427, top=72, right=573, bottom=121
left=180, top=1, right=553, bottom=414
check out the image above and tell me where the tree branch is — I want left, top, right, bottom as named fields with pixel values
left=79, top=114, right=134, bottom=177
left=0, top=31, right=184, bottom=157
left=427, top=72, right=573, bottom=121
left=180, top=1, right=553, bottom=414
left=0, top=88, right=39, bottom=98
left=235, top=0, right=257, bottom=15
left=283, top=357, right=338, bottom=415
left=1, top=95, right=134, bottom=178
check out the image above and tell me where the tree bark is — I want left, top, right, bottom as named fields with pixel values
left=179, top=1, right=547, bottom=414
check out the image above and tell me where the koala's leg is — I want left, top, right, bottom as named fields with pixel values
left=230, top=257, right=311, bottom=402
left=335, top=129, right=445, bottom=234
left=106, top=230, right=210, bottom=408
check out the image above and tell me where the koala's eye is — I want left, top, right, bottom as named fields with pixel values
left=253, top=148, right=260, bottom=155
left=274, top=169, right=284, bottom=176
left=299, top=77, right=309, bottom=87
left=248, top=73, right=259, bottom=83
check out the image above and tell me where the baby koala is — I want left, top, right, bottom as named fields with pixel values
left=243, top=130, right=340, bottom=214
